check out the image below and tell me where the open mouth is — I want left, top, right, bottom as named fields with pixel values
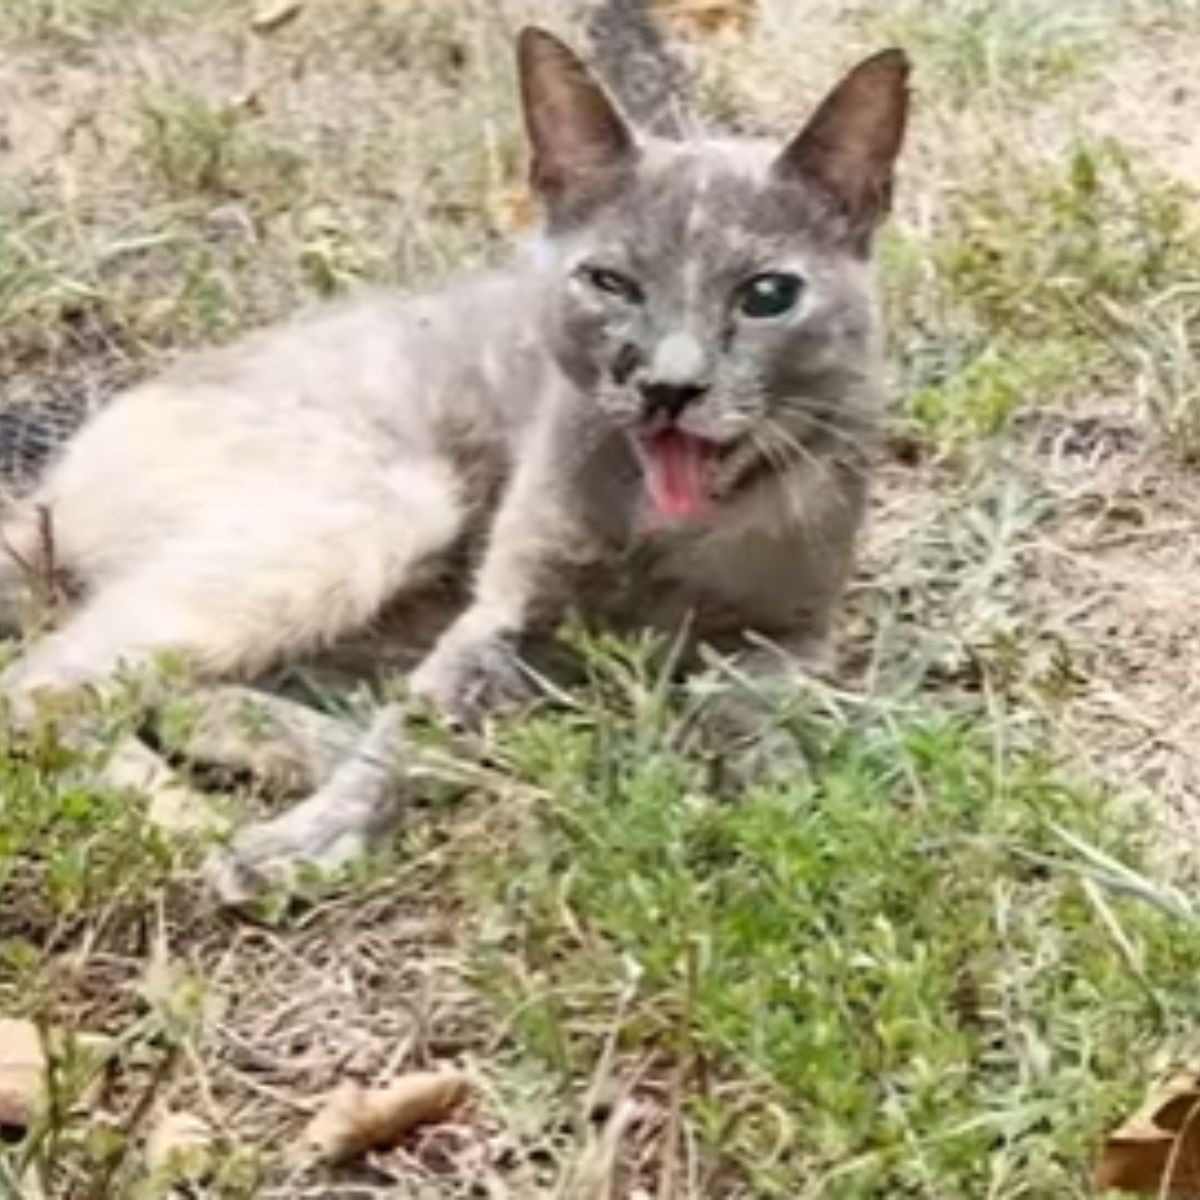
left=634, top=428, right=727, bottom=522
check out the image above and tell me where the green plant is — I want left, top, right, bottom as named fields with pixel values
left=470, top=640, right=1200, bottom=1197
left=886, top=139, right=1199, bottom=449
left=870, top=0, right=1107, bottom=99
left=0, top=0, right=233, bottom=45
left=136, top=85, right=302, bottom=204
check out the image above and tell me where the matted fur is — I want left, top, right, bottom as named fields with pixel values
left=0, top=15, right=909, bottom=900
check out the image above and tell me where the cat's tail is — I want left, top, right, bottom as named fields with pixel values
left=584, top=0, right=695, bottom=138
left=0, top=392, right=92, bottom=499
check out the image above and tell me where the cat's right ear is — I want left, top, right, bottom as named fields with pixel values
left=517, top=27, right=637, bottom=222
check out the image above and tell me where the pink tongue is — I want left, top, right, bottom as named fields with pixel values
left=641, top=430, right=710, bottom=521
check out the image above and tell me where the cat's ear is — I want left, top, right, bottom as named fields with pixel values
left=772, top=49, right=910, bottom=246
left=517, top=27, right=636, bottom=220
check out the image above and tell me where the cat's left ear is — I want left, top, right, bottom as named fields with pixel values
left=772, top=49, right=910, bottom=248
left=517, top=27, right=637, bottom=222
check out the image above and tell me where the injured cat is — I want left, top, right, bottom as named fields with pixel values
left=0, top=12, right=909, bottom=902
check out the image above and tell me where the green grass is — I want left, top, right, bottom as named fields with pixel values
left=136, top=84, right=305, bottom=205
left=5, top=647, right=1198, bottom=1196
left=886, top=138, right=1200, bottom=451
left=0, top=0, right=233, bottom=45
left=0, top=729, right=184, bottom=1197
left=870, top=0, right=1108, bottom=99
left=0, top=728, right=172, bottom=954
left=0, top=688, right=270, bottom=1198
left=4, top=0, right=1200, bottom=1195
left=0, top=194, right=101, bottom=336
left=469, top=639, right=1200, bottom=1198
left=1112, top=283, right=1200, bottom=462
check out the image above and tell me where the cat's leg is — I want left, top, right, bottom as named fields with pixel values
left=204, top=638, right=825, bottom=902
left=205, top=700, right=414, bottom=904
left=409, top=407, right=610, bottom=723
left=681, top=631, right=839, bottom=784
left=4, top=457, right=467, bottom=835
left=161, top=684, right=360, bottom=796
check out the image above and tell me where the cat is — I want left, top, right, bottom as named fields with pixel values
left=0, top=11, right=909, bottom=901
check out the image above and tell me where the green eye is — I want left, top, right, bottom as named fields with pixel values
left=581, top=266, right=643, bottom=304
left=737, top=272, right=805, bottom=319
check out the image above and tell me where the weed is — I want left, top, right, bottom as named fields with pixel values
left=0, top=0, right=232, bottom=45
left=903, top=339, right=1085, bottom=447
left=471, top=641, right=1200, bottom=1197
left=0, top=729, right=175, bottom=974
left=943, top=141, right=1193, bottom=342
left=0, top=197, right=99, bottom=334
left=136, top=85, right=303, bottom=206
left=886, top=139, right=1200, bottom=450
left=1109, top=282, right=1200, bottom=463
left=869, top=0, right=1108, bottom=99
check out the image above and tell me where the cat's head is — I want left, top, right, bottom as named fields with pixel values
left=517, top=27, right=909, bottom=522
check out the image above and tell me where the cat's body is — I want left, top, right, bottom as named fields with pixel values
left=0, top=14, right=909, bottom=899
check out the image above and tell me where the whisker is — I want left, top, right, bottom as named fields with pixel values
left=773, top=405, right=874, bottom=461
left=760, top=418, right=822, bottom=472
left=763, top=420, right=863, bottom=544
left=756, top=422, right=822, bottom=538
left=777, top=420, right=871, bottom=484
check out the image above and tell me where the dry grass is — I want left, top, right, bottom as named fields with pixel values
left=6, top=0, right=1200, bottom=1196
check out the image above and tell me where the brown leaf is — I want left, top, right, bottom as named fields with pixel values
left=0, top=1019, right=45, bottom=1130
left=654, top=0, right=757, bottom=38
left=487, top=186, right=537, bottom=236
left=1094, top=1069, right=1200, bottom=1196
left=250, top=0, right=303, bottom=34
left=300, top=1070, right=471, bottom=1165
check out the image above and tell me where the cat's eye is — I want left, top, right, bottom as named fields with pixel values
left=736, top=272, right=805, bottom=320
left=580, top=265, right=643, bottom=304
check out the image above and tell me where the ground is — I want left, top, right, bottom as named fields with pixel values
left=3, top=0, right=1200, bottom=1196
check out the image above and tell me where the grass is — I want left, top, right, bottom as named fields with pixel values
left=0, top=0, right=233, bottom=45
left=1115, top=284, right=1200, bottom=462
left=885, top=138, right=1200, bottom=452
left=135, top=84, right=304, bottom=204
left=870, top=0, right=1109, bottom=99
left=0, top=711, right=214, bottom=1198
left=470, top=640, right=1200, bottom=1197
left=3, top=0, right=1200, bottom=1195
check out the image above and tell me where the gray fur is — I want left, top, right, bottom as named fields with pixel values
left=584, top=0, right=694, bottom=137
left=0, top=21, right=909, bottom=901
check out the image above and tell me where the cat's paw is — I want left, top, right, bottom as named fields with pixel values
left=408, top=625, right=531, bottom=727
left=204, top=803, right=367, bottom=907
left=725, top=721, right=807, bottom=785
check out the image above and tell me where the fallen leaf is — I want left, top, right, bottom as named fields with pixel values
left=250, top=0, right=302, bottom=34
left=300, top=1070, right=470, bottom=1165
left=487, top=186, right=537, bottom=236
left=146, top=1110, right=215, bottom=1182
left=655, top=0, right=756, bottom=38
left=1094, top=1068, right=1200, bottom=1196
left=0, top=1019, right=44, bottom=1129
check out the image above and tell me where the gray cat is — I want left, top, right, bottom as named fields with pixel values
left=0, top=18, right=909, bottom=899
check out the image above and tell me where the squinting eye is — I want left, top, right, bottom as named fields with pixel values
left=580, top=265, right=643, bottom=304
left=737, top=272, right=805, bottom=320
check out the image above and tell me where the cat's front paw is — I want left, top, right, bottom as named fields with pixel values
left=408, top=624, right=531, bottom=727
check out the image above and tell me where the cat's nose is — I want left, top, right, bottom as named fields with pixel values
left=638, top=381, right=708, bottom=421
